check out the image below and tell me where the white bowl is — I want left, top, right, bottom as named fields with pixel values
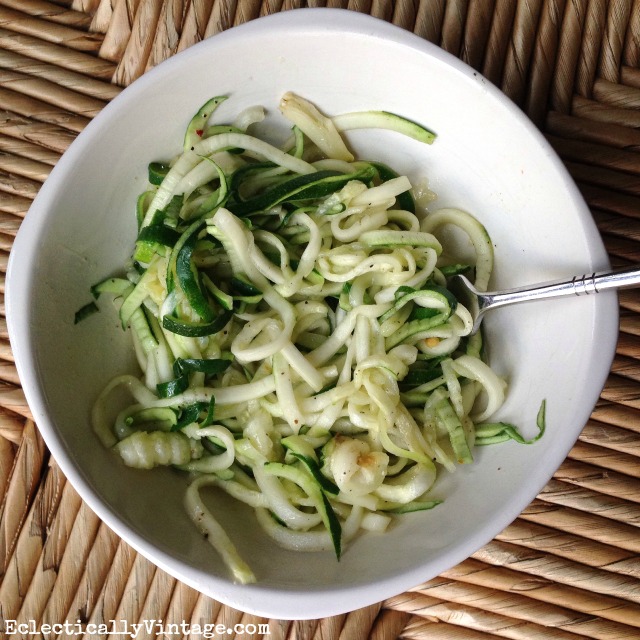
left=6, top=8, right=618, bottom=620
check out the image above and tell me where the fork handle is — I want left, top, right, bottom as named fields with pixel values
left=569, top=265, right=640, bottom=294
left=484, top=265, right=640, bottom=310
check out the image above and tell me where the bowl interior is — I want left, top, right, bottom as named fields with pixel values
left=7, top=8, right=618, bottom=619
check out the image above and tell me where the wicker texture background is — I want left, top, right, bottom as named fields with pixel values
left=0, top=1, right=639, bottom=638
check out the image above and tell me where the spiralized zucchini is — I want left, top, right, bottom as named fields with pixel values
left=88, top=92, right=544, bottom=584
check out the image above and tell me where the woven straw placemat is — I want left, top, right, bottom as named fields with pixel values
left=0, top=1, right=639, bottom=638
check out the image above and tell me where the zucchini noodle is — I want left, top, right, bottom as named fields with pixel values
left=87, top=92, right=544, bottom=584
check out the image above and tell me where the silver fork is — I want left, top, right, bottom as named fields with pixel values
left=449, top=265, right=640, bottom=334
